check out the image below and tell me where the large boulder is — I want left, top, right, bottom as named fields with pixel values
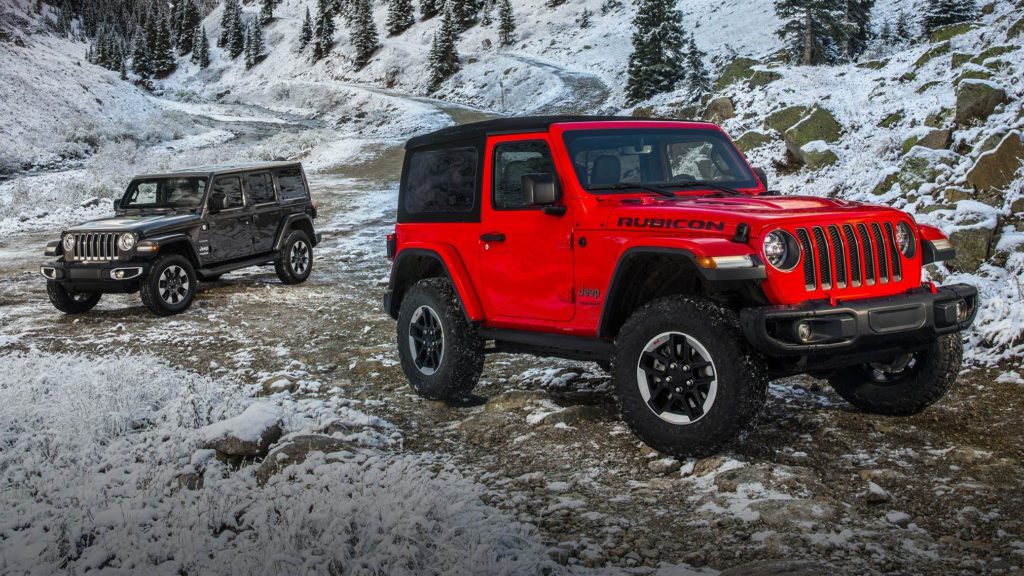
left=254, top=435, right=354, bottom=486
left=902, top=128, right=952, bottom=154
left=955, top=80, right=1008, bottom=125
left=714, top=57, right=759, bottom=91
left=950, top=221, right=998, bottom=272
left=799, top=141, right=839, bottom=170
left=200, top=402, right=283, bottom=458
left=929, top=22, right=978, bottom=43
left=702, top=96, right=735, bottom=124
left=765, top=105, right=810, bottom=133
left=784, top=107, right=843, bottom=164
left=914, top=41, right=951, bottom=68
left=965, top=131, right=1024, bottom=203
left=734, top=130, right=774, bottom=154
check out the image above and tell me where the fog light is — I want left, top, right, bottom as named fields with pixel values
left=115, top=270, right=125, bottom=279
left=797, top=321, right=813, bottom=343
left=956, top=300, right=970, bottom=322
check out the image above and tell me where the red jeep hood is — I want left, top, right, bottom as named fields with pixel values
left=606, top=194, right=904, bottom=226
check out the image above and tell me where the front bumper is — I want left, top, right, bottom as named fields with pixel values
left=41, top=260, right=150, bottom=293
left=739, top=284, right=978, bottom=357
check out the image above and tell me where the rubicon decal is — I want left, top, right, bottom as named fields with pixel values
left=617, top=217, right=726, bottom=231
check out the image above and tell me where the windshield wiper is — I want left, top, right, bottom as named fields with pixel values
left=587, top=182, right=677, bottom=198
left=651, top=180, right=744, bottom=197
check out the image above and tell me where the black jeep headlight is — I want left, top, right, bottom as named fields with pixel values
left=896, top=222, right=914, bottom=256
left=763, top=230, right=799, bottom=271
left=62, top=234, right=75, bottom=252
left=118, top=233, right=137, bottom=252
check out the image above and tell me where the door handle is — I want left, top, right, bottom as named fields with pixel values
left=480, top=232, right=506, bottom=243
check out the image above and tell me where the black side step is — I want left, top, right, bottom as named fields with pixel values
left=197, top=254, right=274, bottom=277
left=478, top=328, right=613, bottom=362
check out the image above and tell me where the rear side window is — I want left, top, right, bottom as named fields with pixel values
left=403, top=147, right=478, bottom=215
left=212, top=176, right=244, bottom=209
left=248, top=173, right=276, bottom=204
left=276, top=168, right=307, bottom=201
left=493, top=140, right=556, bottom=210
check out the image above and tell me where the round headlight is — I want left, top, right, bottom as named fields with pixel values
left=763, top=230, right=799, bottom=271
left=118, top=233, right=137, bottom=252
left=62, top=234, right=75, bottom=252
left=896, top=222, right=914, bottom=256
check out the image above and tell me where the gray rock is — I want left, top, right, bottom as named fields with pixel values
left=703, top=97, right=736, bottom=124
left=720, top=559, right=830, bottom=576
left=201, top=404, right=283, bottom=458
left=866, top=481, right=891, bottom=504
left=950, top=223, right=997, bottom=272
left=784, top=107, right=843, bottom=164
left=255, top=435, right=354, bottom=485
left=955, top=80, right=1008, bottom=125
left=753, top=499, right=837, bottom=528
left=647, top=457, right=683, bottom=475
left=965, top=131, right=1024, bottom=201
left=734, top=130, right=774, bottom=154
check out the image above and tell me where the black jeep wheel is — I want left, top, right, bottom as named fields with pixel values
left=47, top=281, right=101, bottom=314
left=275, top=230, right=313, bottom=285
left=828, top=333, right=962, bottom=416
left=397, top=278, right=484, bottom=402
left=140, top=254, right=197, bottom=316
left=614, top=297, right=768, bottom=458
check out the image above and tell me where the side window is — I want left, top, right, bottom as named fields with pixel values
left=493, top=140, right=556, bottom=210
left=404, top=147, right=478, bottom=214
left=133, top=182, right=158, bottom=204
left=212, top=176, right=244, bottom=209
left=277, top=168, right=307, bottom=201
left=248, top=173, right=276, bottom=204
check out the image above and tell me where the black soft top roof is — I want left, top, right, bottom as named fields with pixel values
left=405, top=116, right=707, bottom=150
left=134, top=161, right=303, bottom=180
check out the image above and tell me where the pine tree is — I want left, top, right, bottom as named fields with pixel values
left=895, top=11, right=913, bottom=42
left=601, top=0, right=623, bottom=15
left=312, top=0, right=336, bottom=61
left=845, top=0, right=874, bottom=59
left=420, top=0, right=440, bottom=20
left=774, top=0, right=852, bottom=66
left=683, top=33, right=711, bottom=103
left=191, top=25, right=210, bottom=67
left=245, top=19, right=265, bottom=68
left=386, top=0, right=415, bottom=36
left=625, top=0, right=687, bottom=104
left=260, top=0, right=275, bottom=24
left=497, top=0, right=514, bottom=47
left=922, top=0, right=976, bottom=34
left=219, top=0, right=240, bottom=47
left=352, top=0, right=380, bottom=68
left=300, top=7, right=313, bottom=49
left=450, top=0, right=482, bottom=32
left=131, top=29, right=152, bottom=78
left=153, top=17, right=177, bottom=75
left=428, top=7, right=460, bottom=90
left=228, top=8, right=246, bottom=58
left=579, top=8, right=592, bottom=29
left=481, top=0, right=493, bottom=26
left=177, top=0, right=199, bottom=55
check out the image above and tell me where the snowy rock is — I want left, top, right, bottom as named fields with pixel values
left=255, top=435, right=354, bottom=486
left=965, top=131, right=1024, bottom=200
left=954, top=66, right=994, bottom=86
left=720, top=560, right=828, bottom=576
left=970, top=45, right=1019, bottom=65
left=703, top=97, right=735, bottom=124
left=751, top=499, right=836, bottom=528
left=929, top=22, right=979, bottom=43
left=799, top=141, right=839, bottom=170
left=950, top=221, right=998, bottom=272
left=200, top=402, right=283, bottom=458
left=865, top=481, right=891, bottom=504
left=914, top=41, right=951, bottom=68
left=647, top=457, right=682, bottom=475
left=261, top=377, right=296, bottom=395
left=692, top=455, right=727, bottom=477
left=714, top=57, right=759, bottom=91
left=484, top=389, right=550, bottom=413
left=1008, top=16, right=1024, bottom=40
left=955, top=80, right=1008, bottom=125
left=765, top=105, right=809, bottom=134
left=79, top=196, right=102, bottom=208
left=176, top=472, right=204, bottom=490
left=874, top=146, right=960, bottom=195
left=735, top=130, right=773, bottom=153
left=784, top=107, right=843, bottom=165
left=886, top=511, right=912, bottom=527
left=902, top=128, right=952, bottom=154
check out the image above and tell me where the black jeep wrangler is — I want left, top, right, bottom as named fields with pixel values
left=41, top=162, right=321, bottom=316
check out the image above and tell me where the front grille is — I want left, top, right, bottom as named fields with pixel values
left=795, top=221, right=905, bottom=292
left=69, top=232, right=121, bottom=261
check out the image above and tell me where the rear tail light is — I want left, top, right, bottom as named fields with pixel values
left=310, top=202, right=318, bottom=219
left=386, top=233, right=397, bottom=260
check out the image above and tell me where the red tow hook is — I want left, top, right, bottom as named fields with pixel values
left=926, top=281, right=938, bottom=294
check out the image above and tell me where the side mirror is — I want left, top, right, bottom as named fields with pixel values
left=522, top=173, right=561, bottom=206
left=753, top=167, right=769, bottom=190
left=209, top=193, right=228, bottom=213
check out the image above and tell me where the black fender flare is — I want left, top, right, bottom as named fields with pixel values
left=144, top=233, right=202, bottom=265
left=273, top=214, right=317, bottom=250
left=597, top=247, right=766, bottom=338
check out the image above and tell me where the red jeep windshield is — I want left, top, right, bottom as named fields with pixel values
left=563, top=129, right=758, bottom=193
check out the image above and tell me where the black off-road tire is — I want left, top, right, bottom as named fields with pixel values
left=275, top=230, right=313, bottom=285
left=397, top=278, right=484, bottom=402
left=613, top=296, right=768, bottom=458
left=139, top=254, right=197, bottom=316
left=47, top=281, right=101, bottom=314
left=828, top=333, right=963, bottom=416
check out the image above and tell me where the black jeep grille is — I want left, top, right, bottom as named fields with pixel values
left=795, top=221, right=904, bottom=292
left=69, top=232, right=122, bottom=261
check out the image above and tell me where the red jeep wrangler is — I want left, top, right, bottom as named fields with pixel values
left=383, top=117, right=977, bottom=457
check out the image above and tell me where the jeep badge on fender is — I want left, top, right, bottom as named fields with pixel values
left=41, top=162, right=321, bottom=316
left=382, top=117, right=977, bottom=458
